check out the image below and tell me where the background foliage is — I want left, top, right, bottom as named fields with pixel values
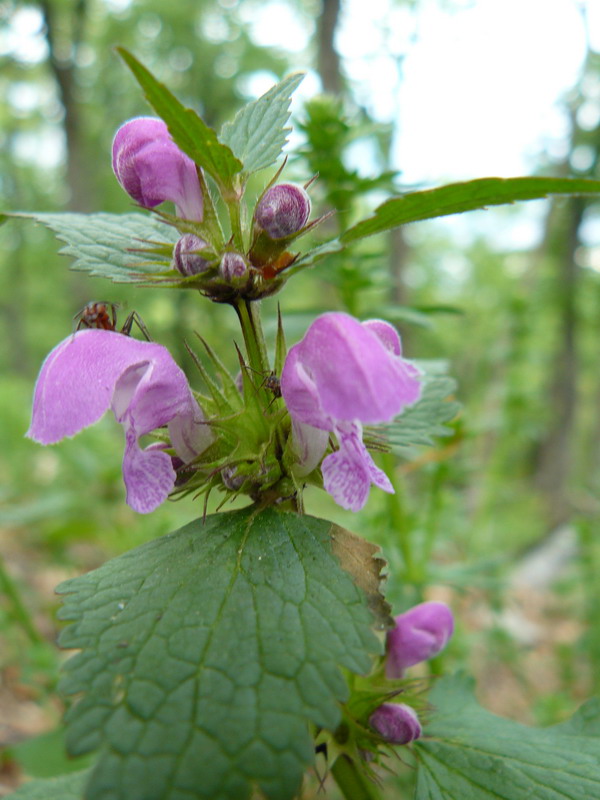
left=2, top=0, right=600, bottom=797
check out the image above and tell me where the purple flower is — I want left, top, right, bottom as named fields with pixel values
left=220, top=252, right=247, bottom=280
left=27, top=330, right=212, bottom=513
left=112, top=117, right=203, bottom=221
left=280, top=312, right=421, bottom=511
left=369, top=703, right=422, bottom=745
left=254, top=183, right=311, bottom=239
left=386, top=602, right=454, bottom=679
left=173, top=234, right=210, bottom=276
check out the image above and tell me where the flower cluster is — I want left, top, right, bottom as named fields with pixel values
left=369, top=602, right=454, bottom=744
left=27, top=116, right=426, bottom=518
left=281, top=312, right=421, bottom=511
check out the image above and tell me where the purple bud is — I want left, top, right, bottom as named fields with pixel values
left=173, top=234, right=209, bottom=276
left=220, top=252, right=247, bottom=280
left=254, top=183, right=311, bottom=240
left=112, top=117, right=203, bottom=221
left=369, top=703, right=422, bottom=745
left=386, top=602, right=454, bottom=679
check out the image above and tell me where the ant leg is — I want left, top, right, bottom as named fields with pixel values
left=121, top=311, right=152, bottom=341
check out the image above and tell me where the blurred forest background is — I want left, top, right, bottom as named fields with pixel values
left=2, top=0, right=600, bottom=795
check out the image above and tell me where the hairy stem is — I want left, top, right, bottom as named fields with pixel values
left=330, top=755, right=384, bottom=800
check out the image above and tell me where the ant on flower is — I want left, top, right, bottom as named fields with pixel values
left=74, top=301, right=151, bottom=341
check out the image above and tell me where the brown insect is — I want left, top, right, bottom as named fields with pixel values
left=262, top=372, right=281, bottom=398
left=74, top=301, right=151, bottom=341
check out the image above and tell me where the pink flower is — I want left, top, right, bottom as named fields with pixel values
left=27, top=330, right=212, bottom=513
left=254, top=183, right=311, bottom=239
left=386, top=602, right=454, bottom=679
left=369, top=703, right=422, bottom=745
left=280, top=313, right=421, bottom=511
left=112, top=117, right=203, bottom=221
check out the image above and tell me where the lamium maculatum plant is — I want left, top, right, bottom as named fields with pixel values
left=12, top=48, right=600, bottom=800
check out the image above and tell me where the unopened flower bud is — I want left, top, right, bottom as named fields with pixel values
left=254, top=183, right=311, bottom=240
left=369, top=703, right=422, bottom=745
left=173, top=234, right=209, bottom=276
left=221, top=465, right=245, bottom=491
left=112, top=117, right=203, bottom=221
left=386, top=602, right=454, bottom=679
left=220, top=252, right=247, bottom=280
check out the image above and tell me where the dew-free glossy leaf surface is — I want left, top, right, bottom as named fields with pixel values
left=57, top=507, right=383, bottom=800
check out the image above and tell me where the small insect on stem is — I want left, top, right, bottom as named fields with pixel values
left=73, top=301, right=151, bottom=341
left=262, top=372, right=281, bottom=399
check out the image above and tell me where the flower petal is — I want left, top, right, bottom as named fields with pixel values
left=123, top=429, right=177, bottom=514
left=321, top=422, right=393, bottom=512
left=28, top=329, right=212, bottom=513
left=112, top=117, right=203, bottom=221
left=386, top=601, right=454, bottom=678
left=289, top=419, right=329, bottom=477
left=281, top=312, right=421, bottom=426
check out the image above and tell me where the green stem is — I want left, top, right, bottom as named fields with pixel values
left=330, top=755, right=384, bottom=800
left=380, top=451, right=420, bottom=586
left=0, top=553, right=44, bottom=645
left=235, top=300, right=271, bottom=405
left=226, top=195, right=245, bottom=252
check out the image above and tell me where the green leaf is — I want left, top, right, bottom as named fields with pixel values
left=415, top=673, right=600, bottom=800
left=342, top=176, right=600, bottom=243
left=5, top=770, right=89, bottom=799
left=220, top=73, right=304, bottom=174
left=14, top=212, right=177, bottom=283
left=57, top=507, right=383, bottom=800
left=284, top=239, right=344, bottom=277
left=117, top=48, right=242, bottom=187
left=384, top=363, right=460, bottom=450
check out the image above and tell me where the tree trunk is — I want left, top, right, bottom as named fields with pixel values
left=317, top=0, right=343, bottom=94
left=533, top=197, right=584, bottom=524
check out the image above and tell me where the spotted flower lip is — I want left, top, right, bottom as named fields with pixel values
left=281, top=312, right=422, bottom=511
left=112, top=117, right=204, bottom=221
left=385, top=601, right=454, bottom=679
left=27, top=329, right=212, bottom=513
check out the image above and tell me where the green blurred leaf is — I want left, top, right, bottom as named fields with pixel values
left=415, top=673, right=600, bottom=800
left=342, top=177, right=600, bottom=242
left=5, top=770, right=89, bottom=800
left=117, top=48, right=242, bottom=188
left=13, top=212, right=177, bottom=283
left=57, top=507, right=383, bottom=800
left=284, top=239, right=344, bottom=276
left=9, top=728, right=94, bottom=779
left=220, top=73, right=304, bottom=174
left=385, top=365, right=460, bottom=450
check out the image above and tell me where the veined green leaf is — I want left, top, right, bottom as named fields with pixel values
left=117, top=48, right=242, bottom=188
left=220, top=73, right=305, bottom=174
left=415, top=673, right=600, bottom=800
left=342, top=176, right=600, bottom=243
left=385, top=363, right=460, bottom=450
left=13, top=212, right=177, bottom=283
left=57, top=507, right=384, bottom=800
